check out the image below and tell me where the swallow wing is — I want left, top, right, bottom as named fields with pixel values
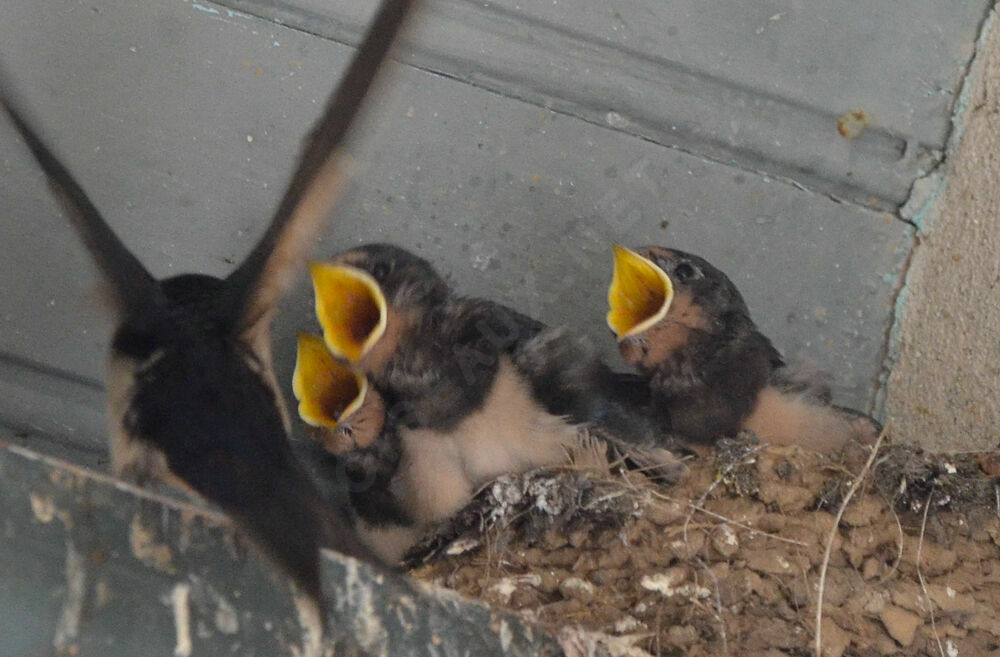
left=223, top=0, right=417, bottom=334
left=0, top=78, right=161, bottom=317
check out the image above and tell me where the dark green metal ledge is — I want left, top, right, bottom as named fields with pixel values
left=0, top=434, right=562, bottom=657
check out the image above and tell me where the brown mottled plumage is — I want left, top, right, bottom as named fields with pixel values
left=307, top=244, right=681, bottom=562
left=616, top=246, right=879, bottom=453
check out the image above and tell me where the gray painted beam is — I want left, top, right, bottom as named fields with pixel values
left=0, top=354, right=106, bottom=456
left=219, top=0, right=990, bottom=207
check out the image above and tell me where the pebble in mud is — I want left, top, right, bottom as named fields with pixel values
left=878, top=604, right=922, bottom=646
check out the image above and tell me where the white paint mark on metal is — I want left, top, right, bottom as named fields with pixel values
left=293, top=591, right=323, bottom=657
left=193, top=576, right=240, bottom=635
left=130, top=515, right=176, bottom=573
left=214, top=596, right=239, bottom=635
left=171, top=582, right=193, bottom=657
left=53, top=542, right=86, bottom=653
left=498, top=619, right=513, bottom=652
left=344, top=558, right=389, bottom=655
left=29, top=493, right=56, bottom=523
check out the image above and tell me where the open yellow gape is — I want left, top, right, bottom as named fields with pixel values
left=292, top=332, right=367, bottom=427
left=310, top=262, right=387, bottom=363
left=606, top=245, right=675, bottom=338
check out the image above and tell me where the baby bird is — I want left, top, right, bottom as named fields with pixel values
left=298, top=244, right=679, bottom=561
left=294, top=332, right=410, bottom=529
left=607, top=245, right=880, bottom=453
left=0, top=0, right=415, bottom=605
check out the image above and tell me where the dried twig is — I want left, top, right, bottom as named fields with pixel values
left=916, top=488, right=946, bottom=657
left=646, top=489, right=809, bottom=547
left=653, top=606, right=663, bottom=657
left=815, top=430, right=885, bottom=657
left=876, top=495, right=905, bottom=585
left=694, top=555, right=729, bottom=657
left=692, top=502, right=809, bottom=547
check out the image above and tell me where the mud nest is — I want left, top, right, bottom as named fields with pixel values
left=407, top=435, right=1000, bottom=657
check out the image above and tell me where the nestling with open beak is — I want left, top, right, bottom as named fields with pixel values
left=294, top=333, right=411, bottom=528
left=0, top=0, right=415, bottom=608
left=607, top=245, right=880, bottom=453
left=301, top=243, right=681, bottom=562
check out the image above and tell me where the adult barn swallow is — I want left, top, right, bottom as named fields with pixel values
left=305, top=244, right=681, bottom=561
left=607, top=245, right=879, bottom=453
left=0, top=0, right=414, bottom=604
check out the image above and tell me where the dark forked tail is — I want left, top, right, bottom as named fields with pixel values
left=0, top=85, right=161, bottom=317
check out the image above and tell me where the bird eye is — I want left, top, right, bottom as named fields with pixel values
left=372, top=261, right=391, bottom=281
left=673, top=262, right=699, bottom=283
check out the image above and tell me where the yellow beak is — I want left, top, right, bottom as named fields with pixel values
left=292, top=332, right=368, bottom=427
left=606, top=245, right=674, bottom=338
left=310, top=262, right=387, bottom=363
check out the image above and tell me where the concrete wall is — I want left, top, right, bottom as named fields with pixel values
left=883, top=10, right=1000, bottom=451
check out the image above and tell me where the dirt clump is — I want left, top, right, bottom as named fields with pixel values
left=407, top=434, right=1000, bottom=656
